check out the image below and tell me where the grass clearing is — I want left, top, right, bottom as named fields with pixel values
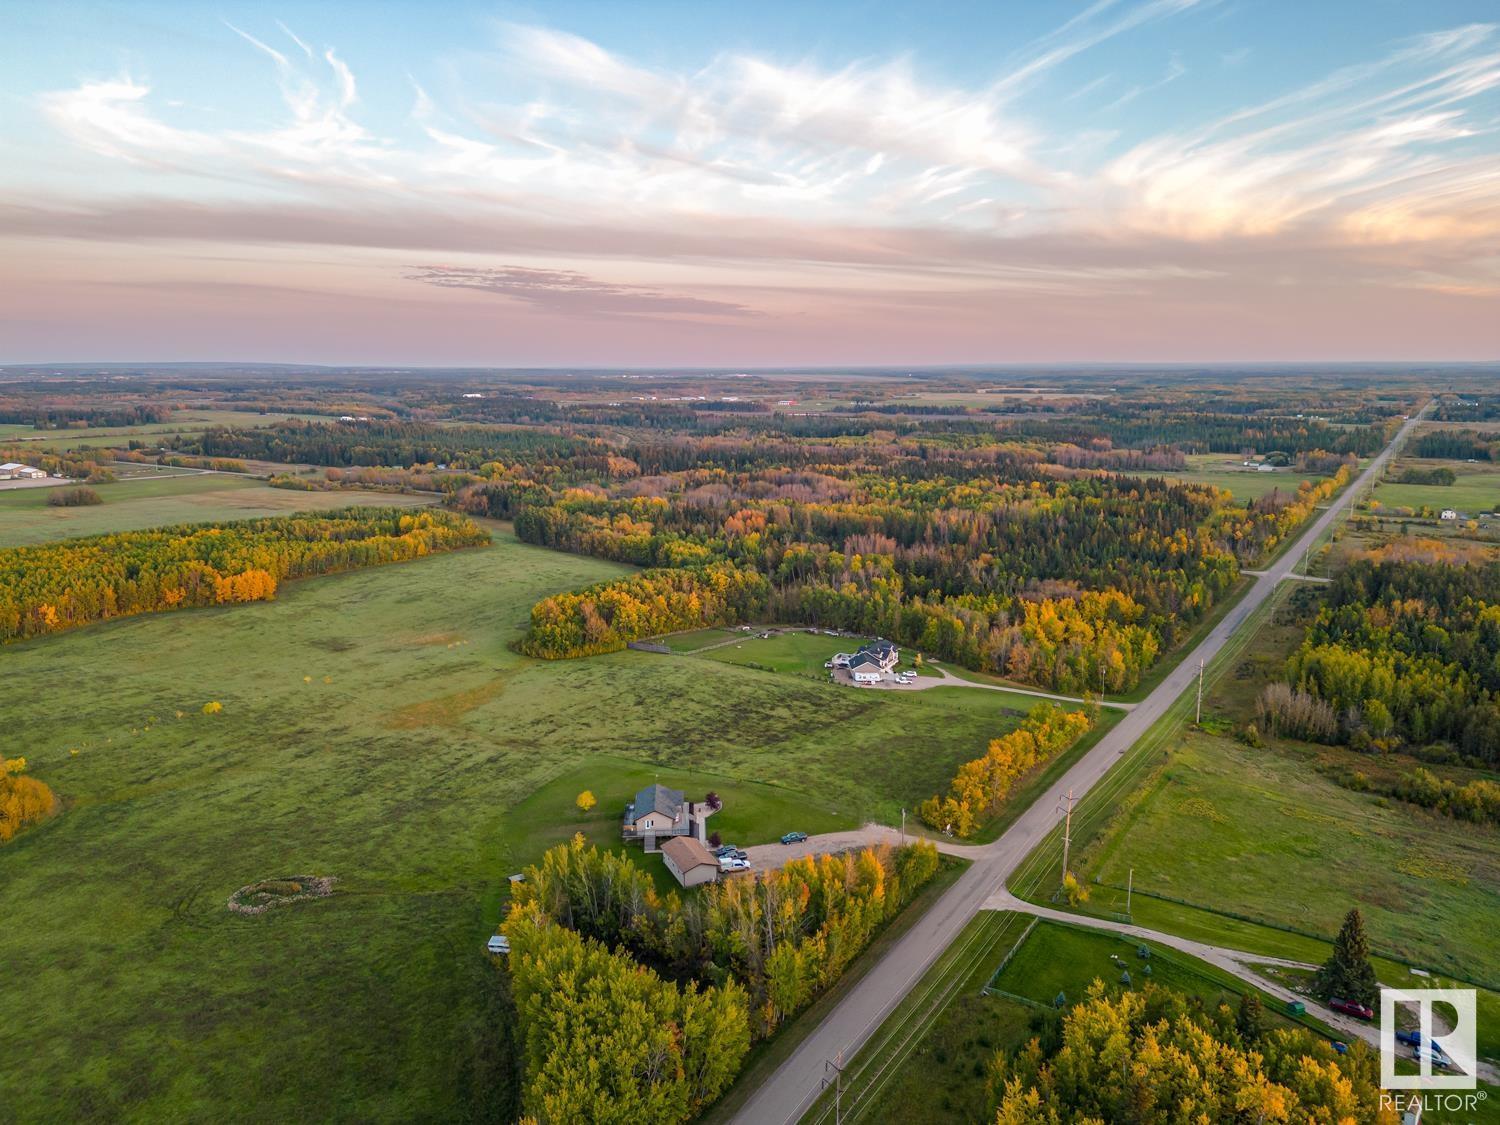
left=0, top=473, right=434, bottom=546
left=0, top=526, right=1030, bottom=1121
left=1373, top=456, right=1499, bottom=514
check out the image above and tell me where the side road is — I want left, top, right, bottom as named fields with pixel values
left=985, top=890, right=1500, bottom=1084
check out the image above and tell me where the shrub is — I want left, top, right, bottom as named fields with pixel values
left=46, top=487, right=102, bottom=507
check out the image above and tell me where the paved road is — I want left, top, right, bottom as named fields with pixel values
left=740, top=823, right=980, bottom=870
left=729, top=408, right=1430, bottom=1125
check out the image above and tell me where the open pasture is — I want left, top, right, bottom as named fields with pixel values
left=0, top=472, right=435, bottom=546
left=0, top=527, right=1027, bottom=1121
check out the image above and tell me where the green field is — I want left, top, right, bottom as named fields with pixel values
left=0, top=409, right=327, bottom=450
left=1076, top=727, right=1500, bottom=981
left=1153, top=455, right=1334, bottom=502
left=0, top=526, right=1037, bottom=1121
left=0, top=473, right=434, bottom=546
left=1372, top=456, right=1499, bottom=514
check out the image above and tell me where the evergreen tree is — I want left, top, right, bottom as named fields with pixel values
left=1316, top=908, right=1378, bottom=1006
left=1237, top=991, right=1264, bottom=1041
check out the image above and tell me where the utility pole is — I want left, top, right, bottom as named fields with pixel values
left=1056, top=789, right=1076, bottom=883
left=1126, top=867, right=1134, bottom=917
left=900, top=807, right=906, bottom=845
left=823, top=1053, right=845, bottom=1125
left=1195, top=658, right=1205, bottom=726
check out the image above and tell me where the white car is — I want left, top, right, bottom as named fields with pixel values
left=486, top=934, right=510, bottom=955
left=719, top=857, right=751, bottom=872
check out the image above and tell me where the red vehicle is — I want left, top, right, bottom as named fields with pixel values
left=1329, top=998, right=1375, bottom=1020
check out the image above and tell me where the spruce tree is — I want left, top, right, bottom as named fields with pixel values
left=1237, top=992, right=1264, bottom=1041
left=1315, top=908, right=1378, bottom=1007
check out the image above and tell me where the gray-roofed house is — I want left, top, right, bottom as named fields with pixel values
left=622, top=783, right=717, bottom=851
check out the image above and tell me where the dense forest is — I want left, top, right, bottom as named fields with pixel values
left=492, top=441, right=1352, bottom=692
left=1257, top=557, right=1500, bottom=822
left=0, top=508, right=488, bottom=642
left=989, top=983, right=1394, bottom=1123
left=505, top=835, right=941, bottom=1122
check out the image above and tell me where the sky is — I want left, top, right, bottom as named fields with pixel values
left=2, top=0, right=1499, bottom=366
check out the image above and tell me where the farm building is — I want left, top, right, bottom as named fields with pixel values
left=660, top=836, right=720, bottom=887
left=0, top=463, right=46, bottom=480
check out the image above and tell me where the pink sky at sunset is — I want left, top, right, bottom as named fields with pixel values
left=3, top=2, right=1498, bottom=364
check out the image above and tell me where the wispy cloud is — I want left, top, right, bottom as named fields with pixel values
left=9, top=3, right=1500, bottom=359
left=404, top=265, right=756, bottom=319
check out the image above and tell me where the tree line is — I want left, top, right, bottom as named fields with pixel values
left=504, top=834, right=941, bottom=1121
left=919, top=705, right=1092, bottom=837
left=0, top=508, right=488, bottom=642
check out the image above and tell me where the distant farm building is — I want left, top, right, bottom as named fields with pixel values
left=660, top=836, right=720, bottom=887
left=0, top=463, right=45, bottom=480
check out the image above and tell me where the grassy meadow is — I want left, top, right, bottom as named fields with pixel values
left=0, top=409, right=327, bottom=451
left=0, top=524, right=1032, bottom=1121
left=0, top=473, right=434, bottom=546
left=1373, top=456, right=1499, bottom=514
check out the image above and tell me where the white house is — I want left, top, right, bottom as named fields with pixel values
left=0, top=462, right=45, bottom=480
left=660, top=836, right=720, bottom=887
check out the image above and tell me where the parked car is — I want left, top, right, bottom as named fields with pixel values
left=1328, top=998, right=1375, bottom=1020
left=719, top=857, right=750, bottom=871
left=486, top=935, right=510, bottom=955
left=781, top=831, right=808, bottom=844
left=1395, top=1029, right=1424, bottom=1048
left=713, top=844, right=740, bottom=858
left=1414, top=1043, right=1455, bottom=1070
left=1330, top=1041, right=1348, bottom=1055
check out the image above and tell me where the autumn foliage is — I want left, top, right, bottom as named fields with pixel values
left=0, top=508, right=488, bottom=643
left=0, top=757, right=57, bottom=844
left=520, top=563, right=770, bottom=658
left=990, top=982, right=1396, bottom=1123
left=920, top=704, right=1092, bottom=837
left=505, top=834, right=941, bottom=1119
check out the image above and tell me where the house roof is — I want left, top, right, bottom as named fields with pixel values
left=661, top=835, right=718, bottom=871
left=849, top=653, right=882, bottom=671
left=0, top=463, right=30, bottom=471
left=634, top=783, right=684, bottom=819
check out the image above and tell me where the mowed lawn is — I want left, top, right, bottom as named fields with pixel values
left=1078, top=728, right=1500, bottom=983
left=0, top=527, right=1025, bottom=1121
left=0, top=473, right=434, bottom=546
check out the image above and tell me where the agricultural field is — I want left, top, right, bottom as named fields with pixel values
left=1371, top=455, right=1499, bottom=514
left=0, top=409, right=328, bottom=450
left=1153, top=453, right=1339, bottom=501
left=0, top=526, right=1035, bottom=1121
left=0, top=472, right=434, bottom=546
